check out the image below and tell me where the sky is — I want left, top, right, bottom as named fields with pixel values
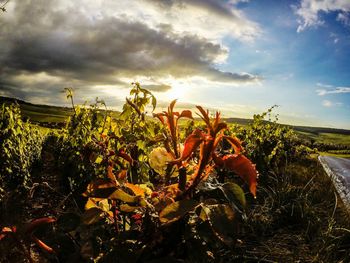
left=0, top=0, right=350, bottom=128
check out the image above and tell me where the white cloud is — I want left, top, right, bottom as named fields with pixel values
left=317, top=82, right=334, bottom=88
left=322, top=100, right=343, bottom=107
left=322, top=100, right=333, bottom=107
left=316, top=85, right=350, bottom=96
left=337, top=12, right=350, bottom=26
left=294, top=0, right=350, bottom=32
left=141, top=0, right=260, bottom=42
left=0, top=0, right=262, bottom=105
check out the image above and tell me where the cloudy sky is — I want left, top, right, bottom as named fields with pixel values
left=0, top=0, right=350, bottom=128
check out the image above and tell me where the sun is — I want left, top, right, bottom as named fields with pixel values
left=166, top=85, right=187, bottom=100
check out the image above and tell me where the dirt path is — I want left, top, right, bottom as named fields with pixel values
left=319, top=155, right=350, bottom=211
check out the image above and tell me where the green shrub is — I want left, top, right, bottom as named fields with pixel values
left=235, top=106, right=298, bottom=174
left=0, top=104, right=43, bottom=192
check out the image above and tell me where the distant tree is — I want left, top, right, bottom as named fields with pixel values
left=1, top=0, right=9, bottom=13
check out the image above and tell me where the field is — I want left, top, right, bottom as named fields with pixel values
left=1, top=91, right=350, bottom=262
left=297, top=130, right=350, bottom=146
left=2, top=96, right=350, bottom=151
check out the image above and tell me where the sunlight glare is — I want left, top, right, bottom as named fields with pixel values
left=166, top=85, right=187, bottom=100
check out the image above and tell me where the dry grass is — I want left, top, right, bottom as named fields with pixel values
left=231, top=156, right=350, bottom=262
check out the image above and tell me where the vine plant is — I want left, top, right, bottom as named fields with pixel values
left=0, top=84, right=259, bottom=261
left=78, top=86, right=259, bottom=261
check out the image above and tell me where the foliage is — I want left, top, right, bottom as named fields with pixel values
left=0, top=103, right=42, bottom=192
left=27, top=85, right=254, bottom=261
left=0, top=217, right=56, bottom=262
left=74, top=94, right=258, bottom=261
left=235, top=106, right=298, bottom=174
left=1, top=85, right=349, bottom=262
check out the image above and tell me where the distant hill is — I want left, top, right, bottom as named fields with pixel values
left=0, top=96, right=73, bottom=124
left=1, top=96, right=350, bottom=136
left=224, top=117, right=350, bottom=136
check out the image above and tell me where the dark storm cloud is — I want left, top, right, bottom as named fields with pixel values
left=0, top=0, right=260, bottom=104
left=2, top=17, right=228, bottom=80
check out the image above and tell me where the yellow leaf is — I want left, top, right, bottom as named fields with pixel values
left=159, top=199, right=199, bottom=224
left=82, top=208, right=104, bottom=225
left=125, top=183, right=145, bottom=197
left=85, top=199, right=97, bottom=210
left=120, top=204, right=139, bottom=213
left=109, top=189, right=139, bottom=203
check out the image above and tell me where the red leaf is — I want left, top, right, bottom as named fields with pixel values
left=169, top=99, right=177, bottom=112
left=224, top=136, right=243, bottom=153
left=25, top=217, right=56, bottom=234
left=124, top=183, right=145, bottom=197
left=32, top=236, right=55, bottom=254
left=223, top=154, right=258, bottom=198
left=83, top=178, right=117, bottom=198
left=213, top=112, right=221, bottom=130
left=178, top=110, right=193, bottom=119
left=107, top=165, right=118, bottom=184
left=153, top=113, right=165, bottom=125
left=0, top=226, right=16, bottom=240
left=117, top=169, right=128, bottom=180
left=196, top=106, right=211, bottom=127
left=117, top=150, right=133, bottom=164
left=212, top=152, right=224, bottom=167
left=214, top=122, right=227, bottom=134
left=180, top=129, right=204, bottom=161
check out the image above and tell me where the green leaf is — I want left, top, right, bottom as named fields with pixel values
left=82, top=208, right=104, bottom=225
left=204, top=204, right=237, bottom=245
left=159, top=200, right=199, bottom=224
left=221, top=182, right=246, bottom=208
left=151, top=96, right=157, bottom=111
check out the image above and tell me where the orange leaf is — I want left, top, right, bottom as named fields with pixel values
left=223, top=154, right=258, bottom=198
left=196, top=106, right=210, bottom=127
left=25, top=217, right=56, bottom=234
left=169, top=99, right=177, bottom=112
left=214, top=122, right=227, bottom=135
left=165, top=183, right=181, bottom=197
left=83, top=178, right=117, bottom=198
left=107, top=165, right=118, bottom=183
left=117, top=150, right=133, bottom=164
left=214, top=112, right=220, bottom=127
left=178, top=110, right=193, bottom=119
left=224, top=136, right=243, bottom=153
left=125, top=183, right=145, bottom=197
left=117, top=169, right=128, bottom=180
left=180, top=129, right=204, bottom=161
left=153, top=113, right=165, bottom=125
left=0, top=226, right=16, bottom=240
left=32, top=236, right=55, bottom=254
left=212, top=152, right=224, bottom=167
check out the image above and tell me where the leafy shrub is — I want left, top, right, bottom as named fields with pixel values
left=35, top=85, right=257, bottom=261
left=0, top=103, right=42, bottom=192
left=54, top=89, right=108, bottom=194
left=75, top=98, right=258, bottom=262
left=235, top=106, right=298, bottom=174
